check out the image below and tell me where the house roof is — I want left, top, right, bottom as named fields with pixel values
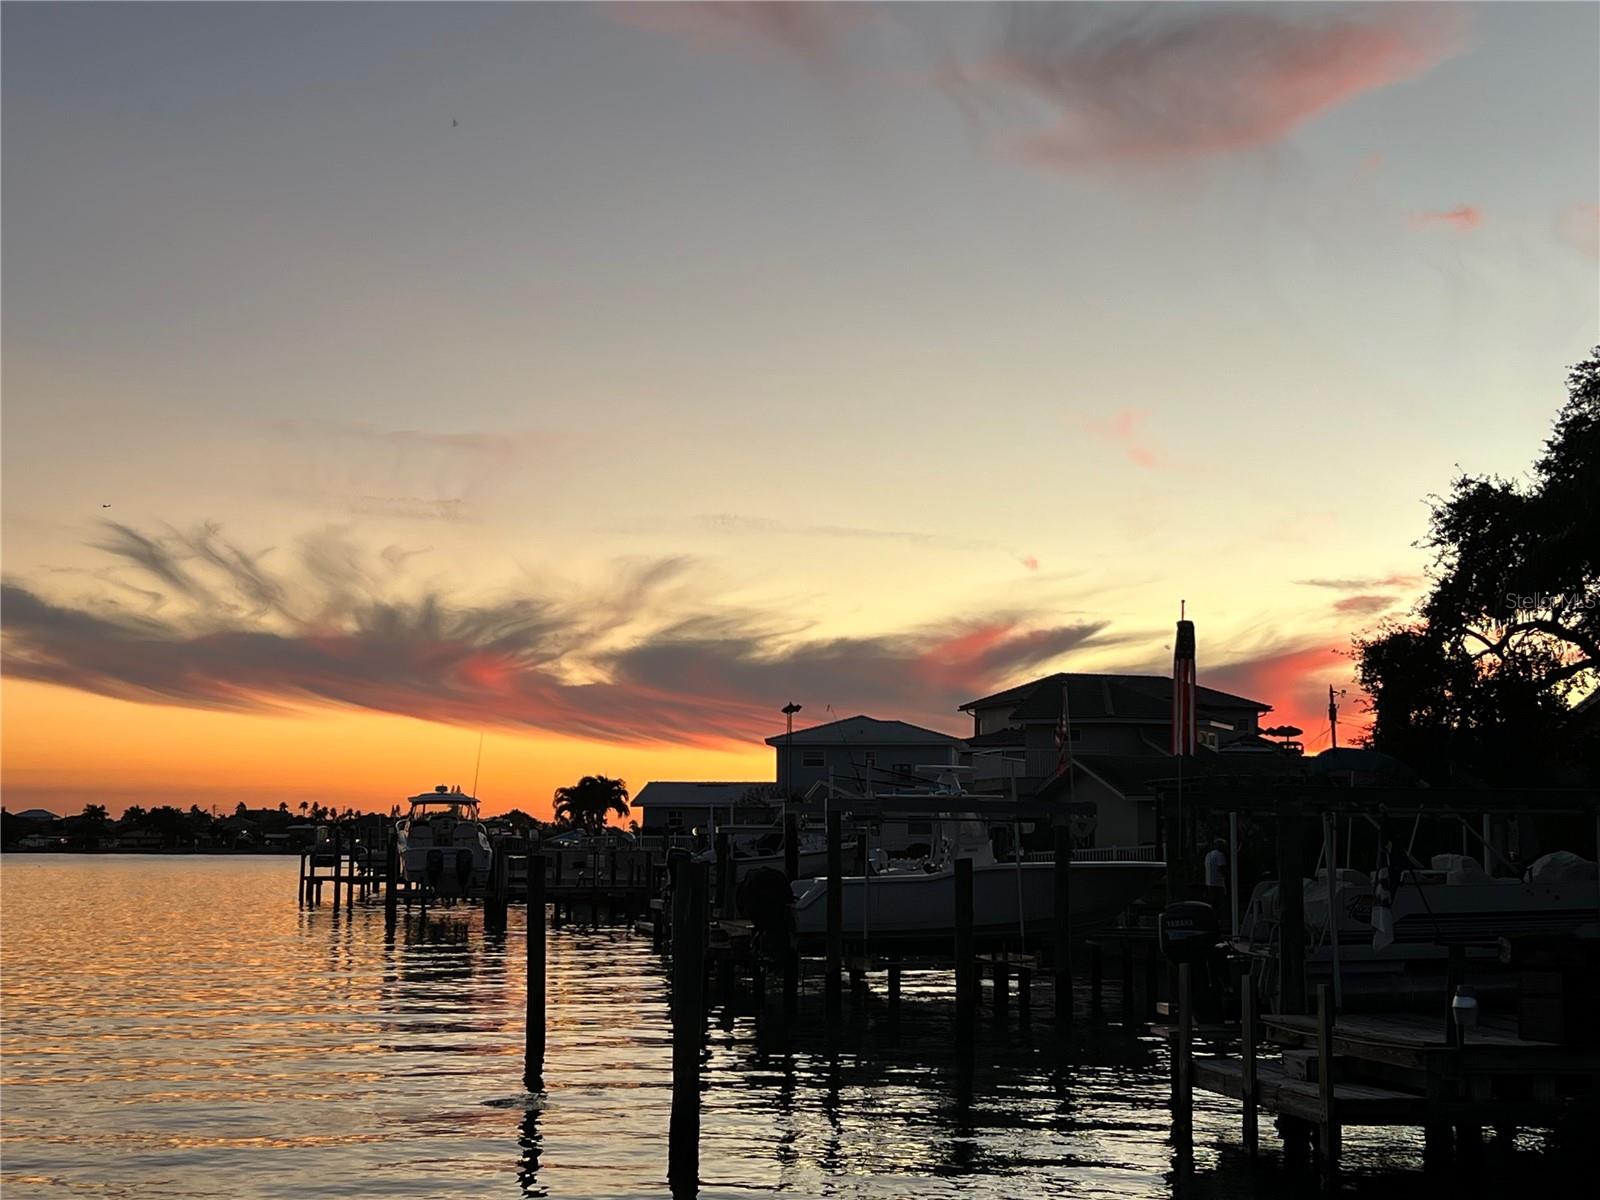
left=634, top=781, right=772, bottom=808
left=763, top=715, right=966, bottom=748
left=961, top=673, right=1270, bottom=722
left=12, top=808, right=61, bottom=822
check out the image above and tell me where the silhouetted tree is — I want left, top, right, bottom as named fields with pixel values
left=551, top=776, right=630, bottom=835
left=1356, top=348, right=1600, bottom=783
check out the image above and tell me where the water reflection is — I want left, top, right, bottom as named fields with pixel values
left=2, top=857, right=1592, bottom=1200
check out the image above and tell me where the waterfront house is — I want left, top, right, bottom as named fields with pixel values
left=766, top=714, right=967, bottom=797
left=960, top=673, right=1272, bottom=791
left=634, top=781, right=774, bottom=834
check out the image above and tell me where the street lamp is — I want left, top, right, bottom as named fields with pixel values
left=781, top=702, right=802, bottom=801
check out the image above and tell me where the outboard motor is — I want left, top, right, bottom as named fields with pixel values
left=425, top=847, right=445, bottom=892
left=454, top=848, right=475, bottom=894
left=1159, top=901, right=1220, bottom=963
left=1159, top=901, right=1231, bottom=1021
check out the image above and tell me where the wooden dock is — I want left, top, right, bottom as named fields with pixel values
left=1172, top=969, right=1600, bottom=1184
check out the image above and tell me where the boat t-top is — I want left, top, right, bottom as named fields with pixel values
left=395, top=785, right=493, bottom=896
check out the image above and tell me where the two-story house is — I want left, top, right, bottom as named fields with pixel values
left=766, top=714, right=967, bottom=797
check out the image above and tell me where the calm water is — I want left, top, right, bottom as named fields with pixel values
left=0, top=857, right=1577, bottom=1198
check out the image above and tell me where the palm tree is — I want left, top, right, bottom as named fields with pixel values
left=551, top=776, right=630, bottom=836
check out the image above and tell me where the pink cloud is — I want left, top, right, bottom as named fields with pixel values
left=1410, top=204, right=1483, bottom=231
left=1081, top=407, right=1162, bottom=469
left=1556, top=202, right=1600, bottom=258
left=607, top=2, right=863, bottom=66
left=945, top=5, right=1465, bottom=171
left=1019, top=554, right=1040, bottom=572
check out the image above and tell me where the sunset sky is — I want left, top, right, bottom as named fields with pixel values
left=4, top=2, right=1597, bottom=819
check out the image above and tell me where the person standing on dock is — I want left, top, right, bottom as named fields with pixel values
left=1204, top=839, right=1228, bottom=927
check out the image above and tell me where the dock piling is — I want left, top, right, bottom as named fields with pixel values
left=1276, top=797, right=1307, bottom=1013
left=955, top=857, right=976, bottom=1030
left=1316, top=982, right=1340, bottom=1181
left=1053, top=824, right=1073, bottom=1033
left=1175, top=962, right=1194, bottom=1144
left=825, top=810, right=843, bottom=1021
left=525, top=855, right=546, bottom=1089
left=668, top=859, right=708, bottom=1198
left=1242, top=969, right=1258, bottom=1158
left=384, top=834, right=398, bottom=929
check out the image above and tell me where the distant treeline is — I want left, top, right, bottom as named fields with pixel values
left=0, top=802, right=567, bottom=852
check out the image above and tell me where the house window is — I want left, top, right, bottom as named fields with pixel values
left=802, top=750, right=825, bottom=768
left=667, top=812, right=684, bottom=829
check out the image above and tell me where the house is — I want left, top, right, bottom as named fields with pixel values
left=633, top=781, right=774, bottom=834
left=960, top=673, right=1272, bottom=791
left=16, top=832, right=65, bottom=850
left=766, top=714, right=967, bottom=796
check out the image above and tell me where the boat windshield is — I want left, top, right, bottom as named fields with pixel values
left=404, top=797, right=480, bottom=820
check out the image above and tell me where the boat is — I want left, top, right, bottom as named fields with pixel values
left=395, top=785, right=494, bottom=896
left=789, top=809, right=1164, bottom=945
left=693, top=822, right=832, bottom=883
left=1233, top=850, right=1600, bottom=1001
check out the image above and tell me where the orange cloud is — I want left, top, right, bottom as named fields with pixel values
left=944, top=5, right=1465, bottom=170
left=1410, top=204, right=1483, bottom=231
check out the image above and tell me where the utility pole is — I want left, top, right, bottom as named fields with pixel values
left=1328, top=685, right=1346, bottom=750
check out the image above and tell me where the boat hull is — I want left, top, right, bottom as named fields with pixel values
left=791, top=859, right=1164, bottom=944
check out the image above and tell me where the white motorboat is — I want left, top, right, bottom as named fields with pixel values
left=1234, top=851, right=1600, bottom=999
left=395, top=785, right=493, bottom=896
left=789, top=812, right=1164, bottom=944
left=694, top=823, right=831, bottom=883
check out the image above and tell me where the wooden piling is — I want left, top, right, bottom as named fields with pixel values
left=1276, top=797, right=1307, bottom=1014
left=993, top=957, right=1010, bottom=1015
left=825, top=809, right=843, bottom=1021
left=668, top=860, right=708, bottom=1197
left=1175, top=962, right=1194, bottom=1141
left=1317, top=982, right=1339, bottom=1180
left=955, top=857, right=975, bottom=1029
left=715, top=830, right=734, bottom=919
left=1120, top=940, right=1135, bottom=1027
left=1089, top=943, right=1103, bottom=1018
left=783, top=812, right=799, bottom=882
left=1017, top=964, right=1031, bottom=1021
left=486, top=848, right=509, bottom=932
left=384, top=833, right=398, bottom=929
left=297, top=852, right=307, bottom=907
left=525, top=855, right=546, bottom=1089
left=1053, top=824, right=1072, bottom=1032
left=1242, top=969, right=1259, bottom=1158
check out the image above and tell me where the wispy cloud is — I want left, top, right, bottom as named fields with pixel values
left=607, top=2, right=865, bottom=68
left=1556, top=202, right=1600, bottom=258
left=1410, top=204, right=1483, bottom=231
left=1333, top=593, right=1397, bottom=616
left=941, top=4, right=1465, bottom=172
left=2, top=521, right=1109, bottom=745
left=1079, top=408, right=1162, bottom=469
left=1296, top=573, right=1422, bottom=592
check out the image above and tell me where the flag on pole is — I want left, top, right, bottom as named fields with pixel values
left=1171, top=616, right=1197, bottom=756
left=1372, top=833, right=1396, bottom=950
left=1054, top=681, right=1073, bottom=777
